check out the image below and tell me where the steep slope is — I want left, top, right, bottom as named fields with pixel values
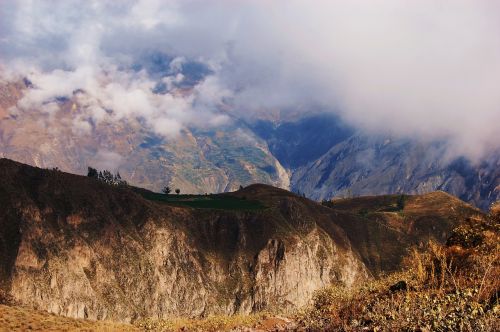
left=323, top=192, right=482, bottom=275
left=250, top=114, right=353, bottom=169
left=0, top=158, right=366, bottom=322
left=290, top=133, right=500, bottom=210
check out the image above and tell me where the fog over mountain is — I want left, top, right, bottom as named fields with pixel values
left=2, top=0, right=500, bottom=161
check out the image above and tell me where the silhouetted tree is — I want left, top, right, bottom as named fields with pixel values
left=101, top=170, right=114, bottom=184
left=87, top=167, right=98, bottom=179
left=239, top=185, right=244, bottom=190
left=162, top=186, right=171, bottom=195
left=93, top=169, right=127, bottom=186
left=397, top=195, right=406, bottom=211
left=175, top=188, right=180, bottom=195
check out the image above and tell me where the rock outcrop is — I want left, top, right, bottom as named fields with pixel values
left=0, top=158, right=366, bottom=322
left=0, top=158, right=481, bottom=322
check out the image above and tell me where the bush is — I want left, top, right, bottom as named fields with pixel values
left=295, top=212, right=500, bottom=331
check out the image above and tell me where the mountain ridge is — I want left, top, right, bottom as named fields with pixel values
left=0, top=157, right=482, bottom=323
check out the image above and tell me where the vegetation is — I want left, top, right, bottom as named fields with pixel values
left=137, top=190, right=266, bottom=211
left=295, top=209, right=500, bottom=331
left=0, top=305, right=138, bottom=331
left=87, top=166, right=127, bottom=186
left=162, top=186, right=171, bottom=194
left=134, top=313, right=282, bottom=332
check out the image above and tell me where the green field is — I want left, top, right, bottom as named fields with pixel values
left=137, top=190, right=265, bottom=211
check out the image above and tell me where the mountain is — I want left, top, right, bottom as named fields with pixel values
left=288, top=133, right=500, bottom=211
left=0, top=158, right=480, bottom=322
left=1, top=77, right=499, bottom=211
left=0, top=158, right=365, bottom=321
left=248, top=115, right=500, bottom=211
left=0, top=80, right=289, bottom=194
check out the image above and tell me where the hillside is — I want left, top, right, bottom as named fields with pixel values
left=294, top=201, right=500, bottom=331
left=0, top=158, right=367, bottom=322
left=289, top=132, right=500, bottom=211
left=323, top=192, right=483, bottom=275
left=0, top=80, right=289, bottom=195
left=0, top=158, right=484, bottom=327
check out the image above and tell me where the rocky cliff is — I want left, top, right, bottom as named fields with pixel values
left=0, top=158, right=481, bottom=322
left=0, top=158, right=366, bottom=322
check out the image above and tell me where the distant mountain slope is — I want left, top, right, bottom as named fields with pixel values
left=250, top=114, right=353, bottom=169
left=289, top=133, right=500, bottom=210
left=0, top=81, right=288, bottom=194
left=1, top=77, right=498, bottom=211
left=248, top=115, right=499, bottom=210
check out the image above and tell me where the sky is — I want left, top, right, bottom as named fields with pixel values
left=1, top=0, right=500, bottom=161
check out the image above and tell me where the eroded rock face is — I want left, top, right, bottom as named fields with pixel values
left=0, top=158, right=367, bottom=322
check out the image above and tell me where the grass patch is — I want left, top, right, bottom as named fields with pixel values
left=137, top=191, right=266, bottom=211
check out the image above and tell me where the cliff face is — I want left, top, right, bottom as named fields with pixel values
left=0, top=158, right=481, bottom=322
left=0, top=158, right=366, bottom=322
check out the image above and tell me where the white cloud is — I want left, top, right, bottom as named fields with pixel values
left=91, top=150, right=124, bottom=172
left=1, top=0, right=500, bottom=160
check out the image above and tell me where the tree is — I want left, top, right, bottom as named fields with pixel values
left=162, top=186, right=171, bottom=195
left=239, top=185, right=244, bottom=190
left=93, top=168, right=127, bottom=186
left=87, top=167, right=98, bottom=179
left=175, top=188, right=180, bottom=195
left=397, top=195, right=406, bottom=211
left=101, top=170, right=114, bottom=184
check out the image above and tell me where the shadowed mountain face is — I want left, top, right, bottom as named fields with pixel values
left=289, top=134, right=500, bottom=211
left=250, top=114, right=354, bottom=169
left=0, top=159, right=481, bottom=322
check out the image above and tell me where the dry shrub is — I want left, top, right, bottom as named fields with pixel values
left=135, top=312, right=270, bottom=332
left=0, top=289, right=14, bottom=305
left=297, top=211, right=500, bottom=331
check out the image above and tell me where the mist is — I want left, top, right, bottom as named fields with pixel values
left=1, top=0, right=500, bottom=160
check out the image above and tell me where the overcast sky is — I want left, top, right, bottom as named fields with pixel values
left=1, top=0, right=500, bottom=160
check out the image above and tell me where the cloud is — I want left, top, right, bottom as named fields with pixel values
left=1, top=0, right=500, bottom=160
left=91, top=150, right=125, bottom=172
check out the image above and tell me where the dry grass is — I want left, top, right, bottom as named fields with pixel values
left=295, top=211, right=500, bottom=331
left=133, top=312, right=295, bottom=331
left=0, top=305, right=139, bottom=332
